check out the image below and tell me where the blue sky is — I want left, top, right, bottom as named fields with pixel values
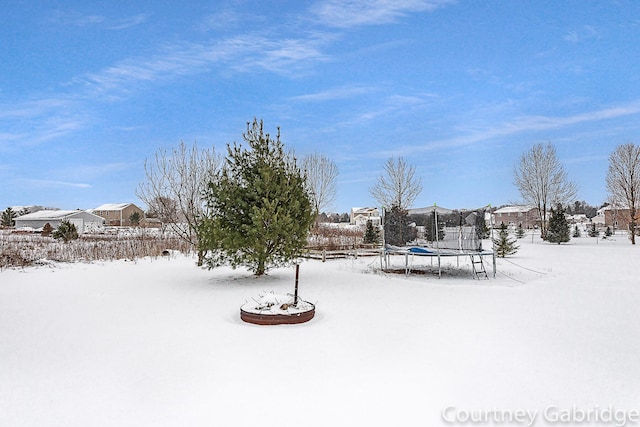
left=2, top=0, right=640, bottom=213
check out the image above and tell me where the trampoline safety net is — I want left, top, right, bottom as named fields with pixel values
left=383, top=206, right=488, bottom=252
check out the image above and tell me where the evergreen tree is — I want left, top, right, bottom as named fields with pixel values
left=493, top=222, right=519, bottom=257
left=474, top=210, right=490, bottom=239
left=515, top=223, right=526, bottom=239
left=42, top=223, right=53, bottom=237
left=52, top=220, right=79, bottom=243
left=588, top=223, right=600, bottom=238
left=424, top=211, right=445, bottom=242
left=201, top=119, right=315, bottom=276
left=363, top=220, right=381, bottom=245
left=546, top=204, right=571, bottom=244
left=1, top=207, right=17, bottom=227
left=605, top=226, right=613, bottom=237
left=129, top=211, right=141, bottom=226
left=383, top=205, right=416, bottom=246
left=572, top=225, right=581, bottom=238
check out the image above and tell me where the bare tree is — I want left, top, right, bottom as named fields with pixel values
left=301, top=153, right=339, bottom=216
left=137, top=141, right=221, bottom=264
left=513, top=142, right=577, bottom=239
left=606, top=143, right=640, bottom=244
left=369, top=156, right=422, bottom=210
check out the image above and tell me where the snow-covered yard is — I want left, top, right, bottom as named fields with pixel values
left=1, top=234, right=639, bottom=426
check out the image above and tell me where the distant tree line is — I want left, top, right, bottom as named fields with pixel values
left=512, top=141, right=640, bottom=244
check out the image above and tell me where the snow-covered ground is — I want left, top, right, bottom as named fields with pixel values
left=1, top=233, right=639, bottom=426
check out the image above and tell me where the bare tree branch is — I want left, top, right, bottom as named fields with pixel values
left=513, top=143, right=577, bottom=239
left=136, top=141, right=221, bottom=264
left=606, top=143, right=640, bottom=244
left=369, top=156, right=422, bottom=210
left=301, top=153, right=339, bottom=215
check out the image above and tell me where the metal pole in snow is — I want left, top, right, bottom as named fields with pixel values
left=435, top=204, right=441, bottom=278
left=489, top=204, right=496, bottom=278
left=294, top=263, right=300, bottom=306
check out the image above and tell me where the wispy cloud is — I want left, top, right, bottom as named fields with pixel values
left=21, top=179, right=92, bottom=189
left=335, top=93, right=433, bottom=127
left=563, top=154, right=608, bottom=165
left=312, top=0, right=454, bottom=28
left=76, top=33, right=331, bottom=97
left=49, top=10, right=147, bottom=30
left=108, top=14, right=148, bottom=30
left=0, top=99, right=86, bottom=147
left=199, top=9, right=256, bottom=32
left=289, top=85, right=376, bottom=102
left=563, top=25, right=599, bottom=43
left=66, top=162, right=135, bottom=179
left=373, top=101, right=640, bottom=157
left=49, top=10, right=105, bottom=27
left=0, top=98, right=75, bottom=120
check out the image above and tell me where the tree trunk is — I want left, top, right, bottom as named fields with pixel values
left=256, top=259, right=266, bottom=276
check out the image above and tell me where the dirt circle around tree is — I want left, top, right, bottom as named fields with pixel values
left=240, top=292, right=315, bottom=325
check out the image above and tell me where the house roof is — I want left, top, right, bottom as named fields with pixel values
left=351, top=207, right=379, bottom=215
left=493, top=205, right=536, bottom=214
left=597, top=204, right=636, bottom=213
left=16, top=210, right=83, bottom=220
left=567, top=214, right=588, bottom=219
left=92, top=203, right=133, bottom=211
left=408, top=206, right=453, bottom=215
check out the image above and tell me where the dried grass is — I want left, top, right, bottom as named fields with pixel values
left=0, top=228, right=192, bottom=269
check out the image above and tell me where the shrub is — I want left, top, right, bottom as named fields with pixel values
left=42, top=223, right=53, bottom=237
left=52, top=220, right=79, bottom=243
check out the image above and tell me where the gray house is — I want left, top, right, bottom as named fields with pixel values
left=14, top=210, right=105, bottom=233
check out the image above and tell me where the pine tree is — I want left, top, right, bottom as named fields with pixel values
left=546, top=204, right=570, bottom=244
left=572, top=225, right=581, bottom=238
left=515, top=223, right=526, bottom=239
left=493, top=222, right=519, bottom=257
left=384, top=205, right=416, bottom=246
left=424, top=210, right=445, bottom=242
left=42, top=223, right=53, bottom=237
left=605, top=226, right=613, bottom=237
left=52, top=220, right=79, bottom=243
left=588, top=223, right=600, bottom=238
left=129, top=211, right=141, bottom=226
left=201, top=119, right=315, bottom=276
left=1, top=207, right=17, bottom=227
left=363, top=220, right=380, bottom=245
left=474, top=209, right=490, bottom=239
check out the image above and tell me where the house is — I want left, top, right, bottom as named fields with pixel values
left=350, top=207, right=381, bottom=227
left=90, top=203, right=145, bottom=226
left=492, top=205, right=541, bottom=229
left=591, top=211, right=606, bottom=227
left=566, top=213, right=589, bottom=225
left=14, top=210, right=105, bottom=233
left=597, top=205, right=640, bottom=230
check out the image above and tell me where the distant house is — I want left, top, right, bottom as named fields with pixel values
left=597, top=205, right=640, bottom=230
left=90, top=203, right=145, bottom=226
left=591, top=211, right=606, bottom=227
left=493, top=205, right=541, bottom=229
left=350, top=207, right=381, bottom=227
left=14, top=210, right=104, bottom=233
left=566, top=214, right=588, bottom=225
